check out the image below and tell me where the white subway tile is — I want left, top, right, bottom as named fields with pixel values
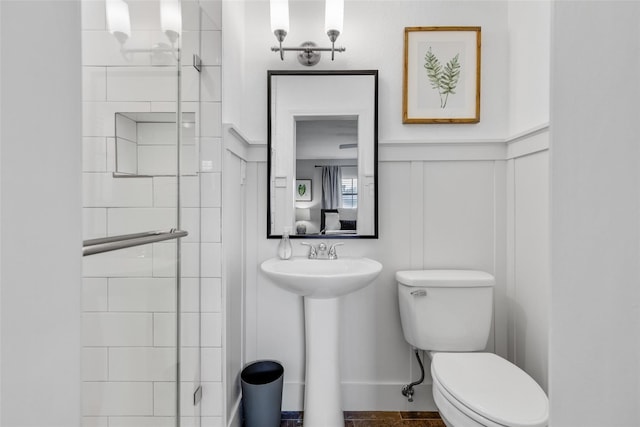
left=83, top=245, right=154, bottom=277
left=138, top=122, right=175, bottom=145
left=153, top=313, right=176, bottom=347
left=200, top=138, right=222, bottom=172
left=201, top=278, right=222, bottom=313
left=82, top=348, right=108, bottom=381
left=181, top=278, right=200, bottom=312
left=83, top=137, right=107, bottom=172
left=201, top=208, right=220, bottom=242
left=83, top=278, right=108, bottom=312
left=153, top=382, right=176, bottom=416
left=82, top=30, right=152, bottom=67
left=201, top=382, right=223, bottom=416
left=82, top=417, right=108, bottom=427
left=108, top=417, right=175, bottom=427
left=199, top=417, right=223, bottom=427
left=180, top=347, right=200, bottom=383
left=200, top=102, right=221, bottom=137
left=153, top=176, right=200, bottom=208
left=138, top=146, right=178, bottom=175
left=115, top=114, right=137, bottom=142
left=83, top=67, right=106, bottom=101
left=180, top=382, right=200, bottom=417
left=109, top=347, right=176, bottom=381
left=83, top=173, right=153, bottom=207
left=107, top=67, right=177, bottom=102
left=182, top=243, right=201, bottom=278
left=201, top=313, right=222, bottom=347
left=107, top=208, right=176, bottom=236
left=200, top=172, right=221, bottom=207
left=153, top=313, right=203, bottom=347
left=201, top=243, right=221, bottom=278
left=181, top=208, right=201, bottom=244
left=182, top=66, right=199, bottom=102
left=127, top=1, right=160, bottom=30
left=83, top=208, right=107, bottom=240
left=108, top=277, right=175, bottom=312
left=151, top=242, right=178, bottom=278
left=83, top=101, right=150, bottom=137
left=181, top=31, right=199, bottom=60
left=201, top=67, right=221, bottom=102
left=82, top=313, right=153, bottom=347
left=201, top=348, right=222, bottom=382
left=200, top=0, right=222, bottom=30
left=181, top=0, right=201, bottom=30
left=106, top=137, right=117, bottom=172
left=83, top=382, right=153, bottom=416
left=201, top=31, right=221, bottom=66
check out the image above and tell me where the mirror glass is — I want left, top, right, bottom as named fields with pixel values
left=115, top=112, right=196, bottom=176
left=267, top=70, right=378, bottom=238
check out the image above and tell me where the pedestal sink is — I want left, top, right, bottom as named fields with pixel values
left=260, top=256, right=383, bottom=427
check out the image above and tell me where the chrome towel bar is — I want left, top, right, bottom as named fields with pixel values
left=83, top=229, right=188, bottom=256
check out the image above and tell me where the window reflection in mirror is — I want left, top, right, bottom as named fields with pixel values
left=267, top=70, right=378, bottom=239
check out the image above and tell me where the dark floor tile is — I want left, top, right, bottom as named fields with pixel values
left=344, top=411, right=402, bottom=420
left=282, top=411, right=303, bottom=420
left=352, top=420, right=435, bottom=427
left=400, top=411, right=442, bottom=420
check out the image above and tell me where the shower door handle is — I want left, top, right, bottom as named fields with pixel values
left=83, top=229, right=188, bottom=256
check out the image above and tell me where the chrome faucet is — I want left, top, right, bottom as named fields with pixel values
left=300, top=242, right=317, bottom=259
left=328, top=242, right=344, bottom=260
left=301, top=242, right=344, bottom=259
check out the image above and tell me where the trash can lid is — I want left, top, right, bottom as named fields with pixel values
left=241, top=360, right=284, bottom=385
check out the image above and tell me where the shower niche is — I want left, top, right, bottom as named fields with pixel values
left=115, top=112, right=197, bottom=177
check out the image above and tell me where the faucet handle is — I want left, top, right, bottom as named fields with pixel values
left=300, top=242, right=317, bottom=259
left=328, top=242, right=344, bottom=260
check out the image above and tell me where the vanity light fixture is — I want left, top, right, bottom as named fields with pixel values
left=106, top=0, right=182, bottom=59
left=161, top=0, right=182, bottom=45
left=106, top=0, right=131, bottom=45
left=270, top=0, right=346, bottom=66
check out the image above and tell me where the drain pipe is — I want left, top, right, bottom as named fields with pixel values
left=401, top=348, right=425, bottom=402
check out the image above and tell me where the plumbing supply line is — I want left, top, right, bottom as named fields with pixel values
left=402, top=349, right=425, bottom=402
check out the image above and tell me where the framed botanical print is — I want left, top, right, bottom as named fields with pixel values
left=403, top=26, right=481, bottom=124
left=296, top=179, right=312, bottom=201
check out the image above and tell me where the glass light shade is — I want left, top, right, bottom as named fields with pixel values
left=296, top=208, right=311, bottom=221
left=161, top=0, right=182, bottom=43
left=324, top=0, right=344, bottom=34
left=270, top=0, right=290, bottom=33
left=106, top=0, right=131, bottom=43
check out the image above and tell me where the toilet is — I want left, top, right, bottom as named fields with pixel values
left=397, top=270, right=549, bottom=427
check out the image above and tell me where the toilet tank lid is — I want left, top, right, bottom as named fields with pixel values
left=396, top=270, right=495, bottom=287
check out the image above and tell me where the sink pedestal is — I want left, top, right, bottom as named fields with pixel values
left=303, top=297, right=343, bottom=427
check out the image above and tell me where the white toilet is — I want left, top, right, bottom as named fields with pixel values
left=397, top=270, right=549, bottom=427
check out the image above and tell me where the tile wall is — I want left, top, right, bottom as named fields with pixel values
left=81, top=1, right=223, bottom=426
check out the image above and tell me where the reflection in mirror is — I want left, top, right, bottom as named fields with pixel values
left=115, top=112, right=196, bottom=176
left=267, top=70, right=378, bottom=238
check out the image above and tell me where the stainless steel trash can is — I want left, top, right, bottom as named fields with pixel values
left=241, top=360, right=284, bottom=427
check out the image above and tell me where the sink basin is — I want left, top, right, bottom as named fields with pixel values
left=260, top=256, right=383, bottom=298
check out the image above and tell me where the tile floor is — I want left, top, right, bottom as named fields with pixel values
left=280, top=411, right=446, bottom=426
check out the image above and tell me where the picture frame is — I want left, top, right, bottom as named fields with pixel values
left=295, top=179, right=312, bottom=201
left=403, top=26, right=481, bottom=124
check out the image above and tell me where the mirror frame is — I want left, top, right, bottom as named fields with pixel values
left=267, top=70, right=379, bottom=239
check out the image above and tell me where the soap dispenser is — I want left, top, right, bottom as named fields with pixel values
left=277, top=227, right=292, bottom=260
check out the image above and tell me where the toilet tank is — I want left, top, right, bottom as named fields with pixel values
left=397, top=270, right=495, bottom=352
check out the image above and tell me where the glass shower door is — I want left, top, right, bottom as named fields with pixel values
left=81, top=1, right=201, bottom=425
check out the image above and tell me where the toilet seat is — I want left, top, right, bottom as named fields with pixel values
left=431, top=353, right=548, bottom=427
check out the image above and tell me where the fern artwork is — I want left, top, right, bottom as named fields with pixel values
left=297, top=183, right=306, bottom=197
left=424, top=47, right=461, bottom=109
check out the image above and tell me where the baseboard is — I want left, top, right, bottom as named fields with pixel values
left=282, top=382, right=437, bottom=412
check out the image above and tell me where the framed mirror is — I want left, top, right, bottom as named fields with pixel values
left=267, top=70, right=378, bottom=239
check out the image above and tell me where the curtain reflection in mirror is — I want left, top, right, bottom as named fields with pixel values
left=322, top=166, right=342, bottom=209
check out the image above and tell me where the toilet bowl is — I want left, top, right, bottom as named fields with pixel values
left=396, top=270, right=549, bottom=427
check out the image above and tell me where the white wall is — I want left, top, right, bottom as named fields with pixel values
left=235, top=0, right=509, bottom=144
left=549, top=1, right=640, bottom=425
left=232, top=0, right=526, bottom=412
left=0, top=1, right=82, bottom=425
